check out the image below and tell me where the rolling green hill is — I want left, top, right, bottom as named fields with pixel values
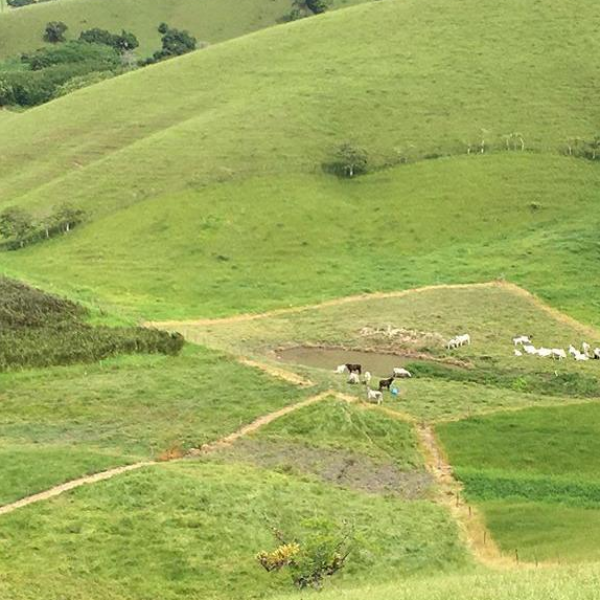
left=0, top=0, right=599, bottom=321
left=0, top=0, right=366, bottom=60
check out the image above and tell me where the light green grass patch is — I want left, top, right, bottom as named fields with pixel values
left=252, top=397, right=423, bottom=469
left=0, top=345, right=307, bottom=500
left=0, top=461, right=469, bottom=599
left=0, top=0, right=368, bottom=60
left=0, top=445, right=130, bottom=505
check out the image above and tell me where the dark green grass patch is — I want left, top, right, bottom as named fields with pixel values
left=438, top=402, right=600, bottom=560
left=0, top=276, right=183, bottom=370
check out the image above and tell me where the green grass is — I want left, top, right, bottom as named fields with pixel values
left=437, top=402, right=600, bottom=561
left=252, top=398, right=422, bottom=468
left=271, top=564, right=600, bottom=600
left=178, top=284, right=600, bottom=419
left=0, top=0, right=367, bottom=60
left=0, top=345, right=307, bottom=502
left=0, top=461, right=468, bottom=599
left=0, top=0, right=599, bottom=323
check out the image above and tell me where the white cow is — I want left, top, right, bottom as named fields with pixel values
left=574, top=352, right=589, bottom=362
left=551, top=349, right=567, bottom=360
left=582, top=342, right=592, bottom=357
left=393, top=368, right=412, bottom=378
left=335, top=364, right=347, bottom=374
left=523, top=344, right=537, bottom=355
left=363, top=371, right=372, bottom=385
left=594, top=348, right=600, bottom=360
left=365, top=388, right=383, bottom=405
left=514, top=349, right=523, bottom=357
left=568, top=345, right=578, bottom=357
left=513, top=335, right=532, bottom=346
left=537, top=348, right=552, bottom=358
left=348, top=372, right=360, bottom=384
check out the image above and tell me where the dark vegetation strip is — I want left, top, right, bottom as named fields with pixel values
left=456, top=468, right=600, bottom=508
left=406, top=361, right=600, bottom=399
left=0, top=277, right=183, bottom=370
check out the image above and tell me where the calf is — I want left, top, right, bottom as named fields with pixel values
left=366, top=388, right=383, bottom=405
left=378, top=376, right=395, bottom=391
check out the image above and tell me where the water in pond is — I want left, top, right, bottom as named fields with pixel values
left=275, top=347, right=442, bottom=377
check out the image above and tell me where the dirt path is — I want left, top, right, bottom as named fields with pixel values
left=0, top=462, right=154, bottom=517
left=416, top=423, right=517, bottom=569
left=0, top=390, right=348, bottom=518
left=196, top=390, right=350, bottom=453
left=147, top=282, right=500, bottom=330
left=237, top=357, right=314, bottom=387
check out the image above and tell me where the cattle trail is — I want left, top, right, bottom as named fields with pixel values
left=237, top=357, right=314, bottom=387
left=0, top=389, right=347, bottom=518
left=0, top=462, right=154, bottom=517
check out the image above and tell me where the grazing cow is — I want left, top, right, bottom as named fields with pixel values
left=513, top=335, right=532, bottom=346
left=393, top=367, right=412, bottom=378
left=523, top=344, right=537, bottom=355
left=347, top=372, right=360, bottom=384
left=366, top=388, right=383, bottom=405
left=335, top=364, right=347, bottom=374
left=574, top=353, right=589, bottom=362
left=537, top=347, right=552, bottom=358
left=458, top=333, right=471, bottom=346
left=551, top=348, right=567, bottom=360
left=568, top=345, right=578, bottom=357
left=594, top=348, right=600, bottom=360
left=345, top=363, right=362, bottom=375
left=514, top=349, right=523, bottom=357
left=582, top=342, right=592, bottom=357
left=379, top=376, right=395, bottom=391
left=363, top=371, right=372, bottom=385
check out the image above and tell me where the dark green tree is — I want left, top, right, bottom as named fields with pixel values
left=51, top=202, right=85, bottom=233
left=0, top=207, right=35, bottom=247
left=43, top=21, right=68, bottom=43
left=330, top=143, right=368, bottom=178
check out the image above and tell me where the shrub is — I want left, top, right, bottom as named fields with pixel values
left=327, top=142, right=369, bottom=178
left=79, top=28, right=139, bottom=53
left=44, top=21, right=68, bottom=43
left=257, top=522, right=352, bottom=590
left=141, top=23, right=198, bottom=65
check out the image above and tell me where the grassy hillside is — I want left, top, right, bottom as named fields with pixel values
left=0, top=345, right=306, bottom=503
left=271, top=565, right=600, bottom=600
left=0, top=0, right=599, bottom=321
left=0, top=462, right=468, bottom=599
left=0, top=0, right=367, bottom=60
left=438, top=403, right=600, bottom=561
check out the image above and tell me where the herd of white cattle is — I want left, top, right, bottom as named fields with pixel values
left=512, top=335, right=600, bottom=361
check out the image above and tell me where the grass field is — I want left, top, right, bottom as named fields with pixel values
left=0, top=0, right=367, bottom=60
left=271, top=564, right=600, bottom=600
left=0, top=345, right=306, bottom=503
left=173, top=284, right=600, bottom=419
left=0, top=0, right=600, bottom=324
left=438, top=402, right=600, bottom=562
left=0, top=461, right=468, bottom=599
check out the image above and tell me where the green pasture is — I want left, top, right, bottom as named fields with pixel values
left=0, top=0, right=367, bottom=60
left=0, top=461, right=468, bottom=599
left=0, top=345, right=307, bottom=503
left=438, top=402, right=600, bottom=561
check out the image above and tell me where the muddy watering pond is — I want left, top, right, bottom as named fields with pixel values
left=275, top=347, right=445, bottom=377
